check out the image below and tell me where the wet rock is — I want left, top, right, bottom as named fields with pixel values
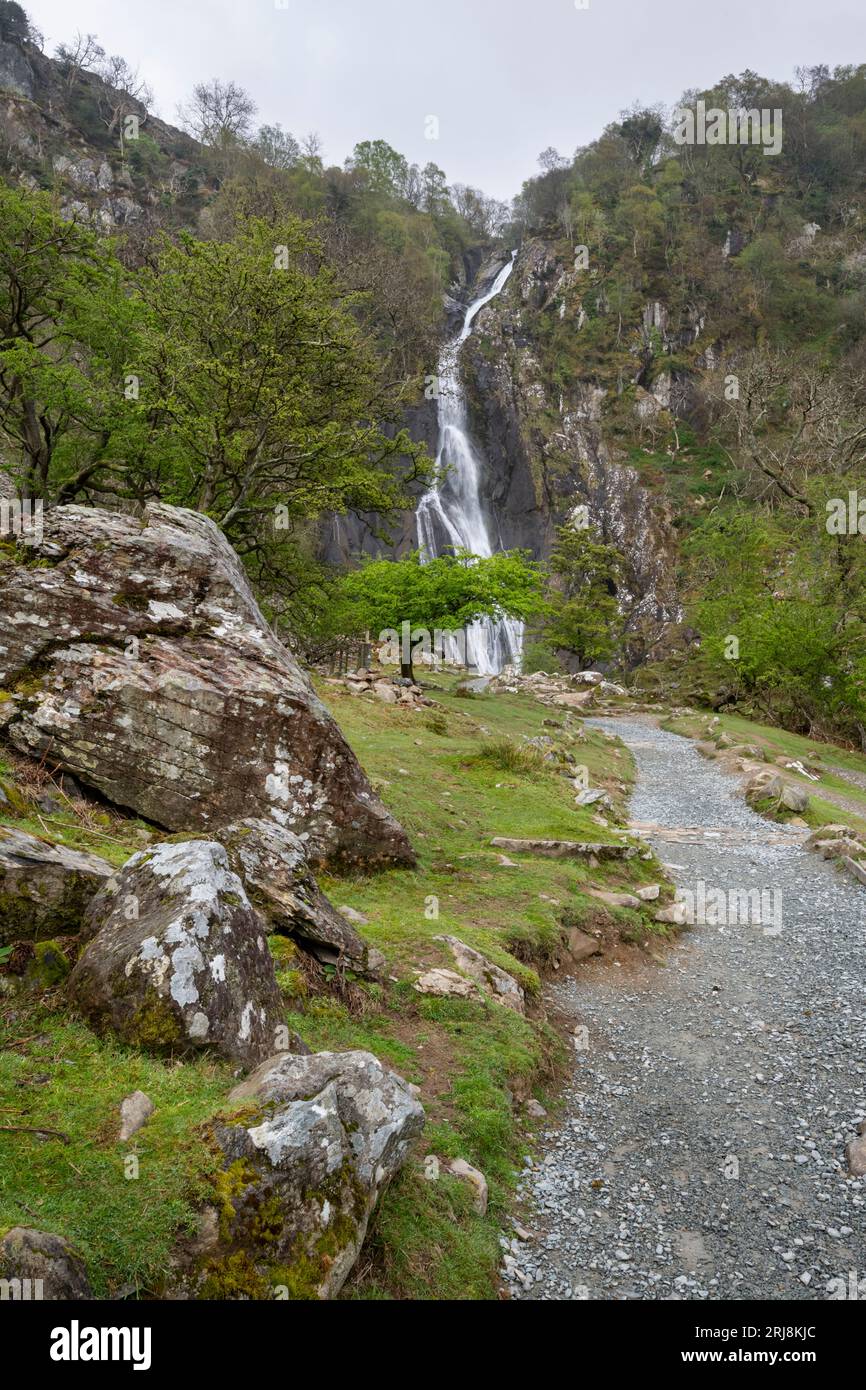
left=565, top=927, right=602, bottom=963
left=0, top=826, right=114, bottom=946
left=845, top=1135, right=866, bottom=1176
left=188, top=1050, right=424, bottom=1299
left=69, top=839, right=282, bottom=1068
left=587, top=888, right=641, bottom=909
left=0, top=1228, right=91, bottom=1300
left=654, top=901, right=690, bottom=925
left=0, top=503, right=413, bottom=870
left=433, top=934, right=525, bottom=1013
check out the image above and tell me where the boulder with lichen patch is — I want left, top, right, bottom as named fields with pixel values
left=218, top=819, right=372, bottom=972
left=68, top=839, right=282, bottom=1067
left=180, top=1050, right=424, bottom=1300
left=0, top=825, right=114, bottom=946
left=0, top=502, right=413, bottom=870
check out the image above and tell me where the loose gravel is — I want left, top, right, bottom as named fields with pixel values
left=506, top=718, right=866, bottom=1301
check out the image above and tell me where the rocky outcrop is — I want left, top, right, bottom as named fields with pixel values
left=0, top=1227, right=92, bottom=1300
left=0, top=502, right=413, bottom=869
left=0, top=825, right=114, bottom=945
left=218, top=819, right=374, bottom=971
left=433, top=934, right=525, bottom=1013
left=457, top=236, right=683, bottom=664
left=69, top=839, right=283, bottom=1067
left=184, top=1051, right=424, bottom=1299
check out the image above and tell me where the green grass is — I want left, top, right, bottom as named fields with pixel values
left=0, top=672, right=668, bottom=1300
left=0, top=1002, right=229, bottom=1297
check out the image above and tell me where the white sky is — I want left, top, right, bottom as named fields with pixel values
left=24, top=0, right=866, bottom=200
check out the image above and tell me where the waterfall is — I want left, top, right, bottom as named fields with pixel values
left=416, top=252, right=523, bottom=677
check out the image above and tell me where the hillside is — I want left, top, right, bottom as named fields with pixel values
left=1, top=0, right=865, bottom=1324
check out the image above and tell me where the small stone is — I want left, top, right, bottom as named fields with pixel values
left=448, top=1158, right=488, bottom=1216
left=118, top=1090, right=154, bottom=1142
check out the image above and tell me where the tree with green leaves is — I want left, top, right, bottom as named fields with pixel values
left=328, top=549, right=545, bottom=679
left=132, top=217, right=430, bottom=586
left=0, top=183, right=144, bottom=502
left=541, top=524, right=624, bottom=669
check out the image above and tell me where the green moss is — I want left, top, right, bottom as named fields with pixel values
left=210, top=1158, right=259, bottom=1242
left=25, top=941, right=71, bottom=988
left=126, top=987, right=184, bottom=1050
left=199, top=1249, right=272, bottom=1300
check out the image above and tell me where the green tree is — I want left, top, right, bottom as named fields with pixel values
left=0, top=184, right=144, bottom=501
left=329, top=549, right=545, bottom=679
left=542, top=525, right=624, bottom=669
left=133, top=218, right=430, bottom=585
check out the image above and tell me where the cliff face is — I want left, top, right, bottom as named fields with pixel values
left=0, top=35, right=210, bottom=233
left=457, top=239, right=685, bottom=665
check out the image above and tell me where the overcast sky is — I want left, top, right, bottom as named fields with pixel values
left=24, top=0, right=866, bottom=200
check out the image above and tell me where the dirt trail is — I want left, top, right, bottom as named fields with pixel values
left=506, top=717, right=866, bottom=1302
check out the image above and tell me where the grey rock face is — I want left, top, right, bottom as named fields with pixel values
left=0, top=1227, right=91, bottom=1300
left=0, top=825, right=114, bottom=945
left=0, top=502, right=413, bottom=869
left=0, top=40, right=34, bottom=98
left=69, top=839, right=283, bottom=1067
left=218, top=819, right=371, bottom=971
left=184, top=1051, right=425, bottom=1299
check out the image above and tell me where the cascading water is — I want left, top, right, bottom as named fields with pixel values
left=416, top=252, right=523, bottom=676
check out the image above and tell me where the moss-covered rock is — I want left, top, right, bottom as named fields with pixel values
left=176, top=1050, right=424, bottom=1300
left=0, top=825, right=114, bottom=946
left=24, top=939, right=71, bottom=988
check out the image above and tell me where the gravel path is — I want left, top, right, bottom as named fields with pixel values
left=507, top=718, right=866, bottom=1301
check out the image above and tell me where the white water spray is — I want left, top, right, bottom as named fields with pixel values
left=416, top=253, right=523, bottom=676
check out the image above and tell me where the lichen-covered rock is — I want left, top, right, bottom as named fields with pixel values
left=218, top=819, right=371, bottom=972
left=183, top=1051, right=424, bottom=1300
left=69, top=840, right=282, bottom=1067
left=433, top=934, right=525, bottom=1013
left=0, top=1227, right=91, bottom=1300
left=0, top=502, right=413, bottom=869
left=0, top=825, right=114, bottom=945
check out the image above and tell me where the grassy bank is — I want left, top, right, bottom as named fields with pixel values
left=0, top=675, right=667, bottom=1300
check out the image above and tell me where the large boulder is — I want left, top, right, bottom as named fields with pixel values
left=186, top=1051, right=424, bottom=1300
left=69, top=840, right=283, bottom=1067
left=0, top=825, right=114, bottom=945
left=218, top=819, right=372, bottom=972
left=0, top=1228, right=91, bottom=1300
left=0, top=503, right=412, bottom=869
